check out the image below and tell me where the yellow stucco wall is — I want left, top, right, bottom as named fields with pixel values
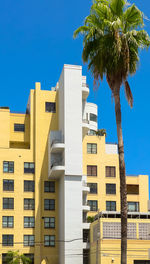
left=83, top=135, right=149, bottom=216
left=0, top=83, right=59, bottom=264
left=90, top=218, right=150, bottom=264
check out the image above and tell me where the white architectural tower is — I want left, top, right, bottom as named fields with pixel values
left=48, top=65, right=98, bottom=264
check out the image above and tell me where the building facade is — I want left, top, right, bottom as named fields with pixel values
left=0, top=64, right=149, bottom=264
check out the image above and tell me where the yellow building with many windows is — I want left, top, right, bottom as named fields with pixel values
left=0, top=64, right=149, bottom=264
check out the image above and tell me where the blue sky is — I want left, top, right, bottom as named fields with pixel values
left=0, top=0, right=150, bottom=185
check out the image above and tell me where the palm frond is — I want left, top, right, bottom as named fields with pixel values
left=123, top=4, right=144, bottom=31
left=124, top=80, right=133, bottom=107
left=110, top=0, right=125, bottom=17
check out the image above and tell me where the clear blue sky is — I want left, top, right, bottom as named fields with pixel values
left=0, top=0, right=150, bottom=188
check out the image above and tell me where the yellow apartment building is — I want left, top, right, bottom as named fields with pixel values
left=0, top=64, right=149, bottom=264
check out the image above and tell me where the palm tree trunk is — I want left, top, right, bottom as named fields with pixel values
left=114, top=93, right=127, bottom=264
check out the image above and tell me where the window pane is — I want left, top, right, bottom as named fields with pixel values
left=87, top=183, right=97, bottom=194
left=106, top=184, right=116, bottom=194
left=44, top=181, right=55, bottom=192
left=2, top=216, right=14, bottom=228
left=44, top=217, right=55, bottom=228
left=106, top=201, right=116, bottom=211
left=45, top=102, right=56, bottom=113
left=3, top=180, right=14, bottom=191
left=90, top=113, right=97, bottom=122
left=14, top=124, right=25, bottom=132
left=87, top=200, right=98, bottom=211
left=3, top=161, right=14, bottom=173
left=106, top=166, right=116, bottom=177
left=87, top=166, right=97, bottom=176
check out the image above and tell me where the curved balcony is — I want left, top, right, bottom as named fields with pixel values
left=82, top=181, right=90, bottom=193
left=51, top=142, right=65, bottom=153
left=82, top=119, right=90, bottom=134
left=82, top=83, right=89, bottom=100
left=82, top=204, right=90, bottom=212
left=49, top=160, right=65, bottom=179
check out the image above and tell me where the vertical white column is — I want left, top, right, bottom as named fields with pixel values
left=58, top=65, right=83, bottom=264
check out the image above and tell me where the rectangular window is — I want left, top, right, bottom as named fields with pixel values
left=3, top=161, right=14, bottom=173
left=45, top=102, right=56, bottom=113
left=106, top=184, right=116, bottom=194
left=2, top=235, right=13, bottom=246
left=24, top=199, right=35, bottom=210
left=87, top=143, right=97, bottom=154
left=24, top=235, right=34, bottom=246
left=106, top=201, right=116, bottom=211
left=14, top=124, right=25, bottom=132
left=87, top=165, right=97, bottom=176
left=44, top=235, right=55, bottom=247
left=2, top=253, right=12, bottom=264
left=44, top=181, right=55, bottom=193
left=127, top=184, right=139, bottom=195
left=128, top=202, right=139, bottom=212
left=87, top=183, right=97, bottom=194
left=3, top=198, right=14, bottom=209
left=3, top=180, right=14, bottom=191
left=106, top=166, right=116, bottom=177
left=44, top=199, right=55, bottom=210
left=87, top=200, right=98, bottom=211
left=90, top=113, right=97, bottom=122
left=24, top=217, right=35, bottom=228
left=24, top=181, right=35, bottom=192
left=44, top=217, right=55, bottom=228
left=24, top=162, right=35, bottom=174
left=2, top=216, right=14, bottom=228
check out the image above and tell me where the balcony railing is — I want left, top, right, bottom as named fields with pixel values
left=51, top=159, right=64, bottom=169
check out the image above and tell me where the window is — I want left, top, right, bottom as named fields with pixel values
left=127, top=184, right=139, bottom=195
left=128, top=202, right=139, bottom=212
left=44, top=217, right=55, bottom=228
left=3, top=161, right=14, bottom=173
left=87, top=143, right=97, bottom=154
left=2, top=253, right=12, bottom=264
left=89, top=129, right=96, bottom=135
left=3, top=180, right=14, bottom=191
left=24, top=217, right=35, bottom=228
left=44, top=199, right=55, bottom=210
left=24, top=181, right=35, bottom=192
left=90, top=113, right=97, bottom=122
left=106, top=166, right=116, bottom=177
left=3, top=198, right=14, bottom=209
left=45, top=102, right=56, bottom=113
left=2, top=216, right=14, bottom=228
left=2, top=235, right=13, bottom=246
left=87, top=165, right=97, bottom=176
left=44, top=235, right=55, bottom=247
left=87, top=200, right=98, bottom=211
left=24, top=235, right=34, bottom=246
left=106, top=184, right=116, bottom=195
left=44, top=181, right=55, bottom=193
left=14, top=124, right=25, bottom=132
left=87, top=183, right=97, bottom=194
left=24, top=199, right=35, bottom=210
left=24, top=254, right=34, bottom=264
left=106, top=201, right=116, bottom=211
left=24, top=162, right=35, bottom=173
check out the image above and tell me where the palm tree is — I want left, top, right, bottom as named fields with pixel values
left=4, top=251, right=31, bottom=264
left=74, top=0, right=150, bottom=263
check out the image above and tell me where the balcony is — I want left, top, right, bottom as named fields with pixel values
left=50, top=131, right=65, bottom=153
left=83, top=203, right=90, bottom=212
left=82, top=83, right=89, bottom=100
left=82, top=181, right=90, bottom=193
left=51, top=141, right=65, bottom=153
left=49, top=158, right=65, bottom=179
left=82, top=119, right=90, bottom=134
